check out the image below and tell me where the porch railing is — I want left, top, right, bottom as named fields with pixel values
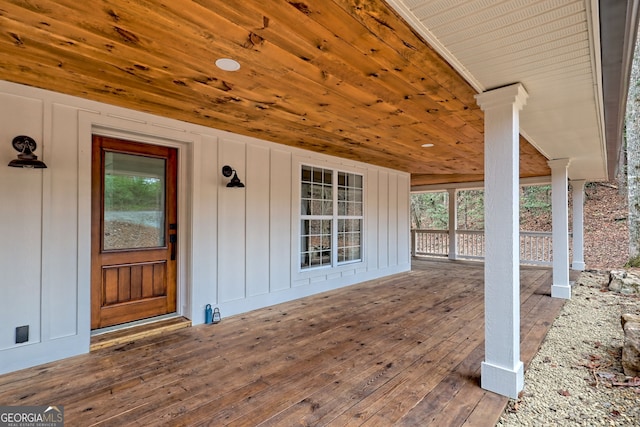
left=411, top=229, right=553, bottom=266
left=457, top=230, right=485, bottom=260
left=412, top=229, right=449, bottom=257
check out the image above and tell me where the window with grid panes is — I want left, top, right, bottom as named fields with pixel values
left=300, top=165, right=363, bottom=269
left=337, top=171, right=363, bottom=263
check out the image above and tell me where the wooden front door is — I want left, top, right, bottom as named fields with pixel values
left=91, top=135, right=177, bottom=330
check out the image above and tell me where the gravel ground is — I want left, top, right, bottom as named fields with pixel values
left=497, top=271, right=640, bottom=426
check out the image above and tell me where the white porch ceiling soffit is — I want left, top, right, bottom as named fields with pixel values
left=388, top=0, right=638, bottom=182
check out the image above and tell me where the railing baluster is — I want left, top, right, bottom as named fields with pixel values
left=411, top=229, right=552, bottom=266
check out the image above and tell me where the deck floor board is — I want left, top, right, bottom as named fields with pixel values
left=0, top=260, right=567, bottom=426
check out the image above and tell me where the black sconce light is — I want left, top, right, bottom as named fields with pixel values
left=221, top=165, right=244, bottom=187
left=8, top=135, right=47, bottom=168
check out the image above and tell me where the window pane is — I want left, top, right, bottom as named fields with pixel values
left=337, top=218, right=362, bottom=264
left=323, top=201, right=333, bottom=216
left=324, top=169, right=332, bottom=184
left=313, top=168, right=324, bottom=183
left=354, top=202, right=363, bottom=216
left=309, top=200, right=321, bottom=215
left=301, top=199, right=310, bottom=215
left=103, top=152, right=165, bottom=250
left=302, top=165, right=312, bottom=182
left=302, top=167, right=332, bottom=217
left=323, top=186, right=332, bottom=201
left=301, top=182, right=311, bottom=198
left=353, top=233, right=361, bottom=246
left=311, top=183, right=321, bottom=198
left=346, top=201, right=362, bottom=216
left=300, top=219, right=332, bottom=269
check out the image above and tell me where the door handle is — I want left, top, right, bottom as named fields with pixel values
left=169, top=234, right=177, bottom=260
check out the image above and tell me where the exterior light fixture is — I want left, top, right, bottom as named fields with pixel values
left=8, top=135, right=47, bottom=168
left=215, top=58, right=240, bottom=72
left=222, top=165, right=244, bottom=187
left=421, top=143, right=434, bottom=148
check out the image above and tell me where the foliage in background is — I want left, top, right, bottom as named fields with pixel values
left=411, top=185, right=552, bottom=231
left=105, top=175, right=162, bottom=211
left=521, top=185, right=551, bottom=213
left=457, top=189, right=484, bottom=230
left=625, top=254, right=640, bottom=268
left=410, top=191, right=448, bottom=229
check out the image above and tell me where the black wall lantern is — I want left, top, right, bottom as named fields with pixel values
left=8, top=135, right=47, bottom=168
left=221, top=165, right=244, bottom=187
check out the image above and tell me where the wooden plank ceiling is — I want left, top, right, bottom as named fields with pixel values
left=0, top=0, right=550, bottom=186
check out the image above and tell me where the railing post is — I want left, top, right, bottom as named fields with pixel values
left=411, top=229, right=416, bottom=257
left=448, top=188, right=458, bottom=260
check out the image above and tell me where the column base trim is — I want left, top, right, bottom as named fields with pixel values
left=571, top=261, right=585, bottom=271
left=481, top=360, right=524, bottom=399
left=551, top=283, right=572, bottom=299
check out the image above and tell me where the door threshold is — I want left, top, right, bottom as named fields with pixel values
left=90, top=315, right=191, bottom=351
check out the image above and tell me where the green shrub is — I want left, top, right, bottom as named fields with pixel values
left=625, top=255, right=640, bottom=268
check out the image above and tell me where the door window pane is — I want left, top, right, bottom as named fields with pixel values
left=103, top=152, right=166, bottom=250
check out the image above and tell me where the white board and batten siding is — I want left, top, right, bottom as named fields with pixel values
left=0, top=80, right=411, bottom=374
left=269, top=149, right=292, bottom=293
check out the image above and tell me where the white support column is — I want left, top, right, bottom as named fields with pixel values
left=475, top=83, right=528, bottom=399
left=448, top=188, right=458, bottom=260
left=571, top=180, right=586, bottom=271
left=549, top=159, right=572, bottom=299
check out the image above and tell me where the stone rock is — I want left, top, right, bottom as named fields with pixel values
left=577, top=271, right=610, bottom=288
left=609, top=270, right=640, bottom=294
left=621, top=313, right=640, bottom=329
left=622, top=316, right=640, bottom=377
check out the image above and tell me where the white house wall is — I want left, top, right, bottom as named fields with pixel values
left=0, top=80, right=411, bottom=374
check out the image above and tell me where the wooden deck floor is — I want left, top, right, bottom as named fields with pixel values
left=0, top=260, right=567, bottom=426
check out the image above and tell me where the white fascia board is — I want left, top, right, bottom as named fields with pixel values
left=587, top=0, right=608, bottom=177
left=410, top=175, right=552, bottom=193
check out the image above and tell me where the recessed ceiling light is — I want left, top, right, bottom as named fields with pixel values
left=215, top=58, right=241, bottom=72
left=421, top=143, right=434, bottom=148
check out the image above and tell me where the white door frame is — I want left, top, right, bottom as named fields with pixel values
left=78, top=111, right=197, bottom=338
